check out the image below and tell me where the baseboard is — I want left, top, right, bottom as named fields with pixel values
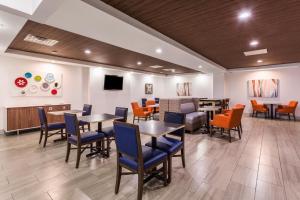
left=0, top=129, right=4, bottom=135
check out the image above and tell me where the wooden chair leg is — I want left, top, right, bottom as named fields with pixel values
left=238, top=126, right=241, bottom=140
left=163, top=160, right=168, bottom=186
left=106, top=137, right=110, bottom=157
left=137, top=171, right=144, bottom=200
left=39, top=129, right=43, bottom=144
left=76, top=145, right=81, bottom=168
left=228, top=129, right=232, bottom=143
left=115, top=165, right=122, bottom=194
left=65, top=143, right=71, bottom=162
left=209, top=125, right=213, bottom=137
left=82, top=125, right=85, bottom=132
left=240, top=123, right=243, bottom=133
left=60, top=128, right=64, bottom=139
left=167, top=156, right=172, bottom=183
left=293, top=113, right=296, bottom=121
left=288, top=114, right=291, bottom=121
left=90, top=143, right=93, bottom=153
left=181, top=147, right=186, bottom=168
left=43, top=130, right=48, bottom=148
left=87, top=123, right=91, bottom=131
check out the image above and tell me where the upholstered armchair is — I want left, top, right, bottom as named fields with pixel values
left=275, top=101, right=298, bottom=121
left=250, top=100, right=269, bottom=118
left=131, top=102, right=151, bottom=123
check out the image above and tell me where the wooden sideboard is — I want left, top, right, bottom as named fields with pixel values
left=6, top=104, right=71, bottom=132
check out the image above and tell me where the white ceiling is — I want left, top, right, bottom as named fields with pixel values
left=0, top=0, right=226, bottom=74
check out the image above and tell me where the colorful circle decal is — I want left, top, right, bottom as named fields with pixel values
left=40, top=82, right=50, bottom=91
left=53, top=82, right=61, bottom=89
left=34, top=75, right=42, bottom=82
left=45, top=73, right=55, bottom=83
left=15, top=77, right=28, bottom=88
left=28, top=85, right=38, bottom=94
left=51, top=89, right=58, bottom=95
left=20, top=90, right=26, bottom=95
left=24, top=72, right=32, bottom=78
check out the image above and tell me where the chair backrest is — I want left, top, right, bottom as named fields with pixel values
left=228, top=108, right=244, bottom=128
left=289, top=101, right=298, bottom=109
left=64, top=113, right=79, bottom=138
left=180, top=102, right=196, bottom=114
left=82, top=104, right=92, bottom=116
left=250, top=100, right=258, bottom=106
left=155, top=98, right=160, bottom=104
left=164, top=111, right=186, bottom=137
left=146, top=99, right=155, bottom=112
left=141, top=98, right=147, bottom=107
left=131, top=102, right=142, bottom=115
left=115, top=107, right=128, bottom=122
left=235, top=104, right=246, bottom=109
left=37, top=107, right=48, bottom=126
left=113, top=121, right=142, bottom=162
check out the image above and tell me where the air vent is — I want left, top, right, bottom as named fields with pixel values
left=24, top=34, right=59, bottom=47
left=149, top=65, right=163, bottom=69
left=244, top=49, right=268, bottom=56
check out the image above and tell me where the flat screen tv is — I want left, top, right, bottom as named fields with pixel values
left=104, top=75, right=123, bottom=90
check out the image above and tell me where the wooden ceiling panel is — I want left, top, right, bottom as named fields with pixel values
left=97, top=0, right=300, bottom=69
left=8, top=20, right=198, bottom=75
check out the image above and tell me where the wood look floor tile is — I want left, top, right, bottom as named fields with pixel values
left=257, top=164, right=283, bottom=186
left=231, top=166, right=258, bottom=188
left=255, top=180, right=286, bottom=200
left=224, top=181, right=255, bottom=200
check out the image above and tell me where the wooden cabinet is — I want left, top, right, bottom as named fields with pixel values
left=6, top=104, right=71, bottom=132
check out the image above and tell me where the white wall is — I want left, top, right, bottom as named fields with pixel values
left=213, top=73, right=225, bottom=98
left=89, top=68, right=167, bottom=115
left=163, top=73, right=214, bottom=98
left=0, top=55, right=85, bottom=130
left=225, top=66, right=300, bottom=116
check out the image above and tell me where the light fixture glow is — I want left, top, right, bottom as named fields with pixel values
left=257, top=60, right=263, bottom=63
left=250, top=40, right=259, bottom=46
left=0, top=24, right=4, bottom=29
left=198, top=65, right=203, bottom=68
left=137, top=61, right=142, bottom=65
left=84, top=49, right=91, bottom=54
left=155, top=48, right=162, bottom=54
left=238, top=10, right=252, bottom=21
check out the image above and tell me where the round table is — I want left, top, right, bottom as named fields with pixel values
left=262, top=102, right=281, bottom=119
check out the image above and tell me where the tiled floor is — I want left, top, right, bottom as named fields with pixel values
left=0, top=115, right=300, bottom=200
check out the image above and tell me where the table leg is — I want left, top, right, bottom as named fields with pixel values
left=206, top=111, right=210, bottom=134
left=86, top=122, right=106, bottom=158
left=151, top=137, right=157, bottom=148
left=270, top=104, right=274, bottom=119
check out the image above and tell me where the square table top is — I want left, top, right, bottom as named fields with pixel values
left=137, top=120, right=185, bottom=138
left=47, top=109, right=83, bottom=116
left=78, top=113, right=121, bottom=123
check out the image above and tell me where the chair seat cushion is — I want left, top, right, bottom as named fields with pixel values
left=119, top=146, right=167, bottom=170
left=102, top=126, right=114, bottom=137
left=69, top=131, right=104, bottom=144
left=145, top=136, right=183, bottom=154
left=43, top=122, right=65, bottom=130
left=186, top=112, right=206, bottom=124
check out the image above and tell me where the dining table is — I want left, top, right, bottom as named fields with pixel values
left=262, top=101, right=281, bottom=119
left=47, top=109, right=83, bottom=116
left=198, top=106, right=222, bottom=133
left=78, top=113, right=121, bottom=157
left=147, top=104, right=160, bottom=113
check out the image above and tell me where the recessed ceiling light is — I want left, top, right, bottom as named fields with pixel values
left=155, top=48, right=162, bottom=54
left=238, top=10, right=252, bottom=21
left=250, top=40, right=259, bottom=46
left=198, top=65, right=203, bottom=68
left=257, top=60, right=263, bottom=63
left=84, top=49, right=91, bottom=54
left=51, top=50, right=57, bottom=54
left=137, top=61, right=142, bottom=65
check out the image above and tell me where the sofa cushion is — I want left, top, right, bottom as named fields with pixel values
left=186, top=112, right=206, bottom=124
left=180, top=102, right=196, bottom=114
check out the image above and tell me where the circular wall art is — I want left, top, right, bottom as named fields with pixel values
left=51, top=89, right=58, bottom=95
left=20, top=90, right=26, bottom=95
left=15, top=77, right=28, bottom=88
left=40, top=82, right=50, bottom=91
left=24, top=72, right=32, bottom=79
left=53, top=82, right=62, bottom=89
left=44, top=73, right=55, bottom=83
left=34, top=75, right=42, bottom=82
left=28, top=85, right=38, bottom=94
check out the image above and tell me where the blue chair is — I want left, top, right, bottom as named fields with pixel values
left=79, top=104, right=92, bottom=131
left=155, top=97, right=160, bottom=104
left=114, top=121, right=168, bottom=200
left=145, top=112, right=185, bottom=183
left=64, top=113, right=105, bottom=168
left=141, top=98, right=147, bottom=107
left=37, top=107, right=65, bottom=148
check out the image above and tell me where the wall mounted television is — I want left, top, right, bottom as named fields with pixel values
left=104, top=75, right=123, bottom=90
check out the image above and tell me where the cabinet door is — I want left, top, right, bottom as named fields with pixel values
left=7, top=108, right=31, bottom=131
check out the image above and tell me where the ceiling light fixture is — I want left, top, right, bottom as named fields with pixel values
left=155, top=48, right=162, bottom=54
left=257, top=60, right=263, bottom=63
left=84, top=49, right=91, bottom=54
left=250, top=40, right=259, bottom=46
left=149, top=65, right=163, bottom=69
left=51, top=50, right=57, bottom=54
left=198, top=65, right=203, bottom=68
left=238, top=10, right=252, bottom=21
left=244, top=49, right=268, bottom=56
left=24, top=34, right=59, bottom=46
left=137, top=61, right=142, bottom=65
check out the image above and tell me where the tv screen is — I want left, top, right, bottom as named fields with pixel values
left=104, top=75, right=123, bottom=90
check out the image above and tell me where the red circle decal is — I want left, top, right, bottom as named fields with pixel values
left=51, top=89, right=58, bottom=95
left=15, top=77, right=28, bottom=88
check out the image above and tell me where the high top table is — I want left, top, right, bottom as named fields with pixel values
left=198, top=106, right=222, bottom=133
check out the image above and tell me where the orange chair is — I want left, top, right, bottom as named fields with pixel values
left=223, top=104, right=246, bottom=133
left=250, top=100, right=269, bottom=118
left=210, top=107, right=244, bottom=142
left=275, top=101, right=298, bottom=121
left=131, top=102, right=151, bottom=123
left=146, top=99, right=155, bottom=113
